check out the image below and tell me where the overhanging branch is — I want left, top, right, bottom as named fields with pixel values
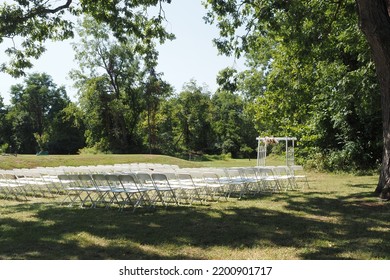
left=42, top=0, right=73, bottom=14
left=24, top=0, right=73, bottom=20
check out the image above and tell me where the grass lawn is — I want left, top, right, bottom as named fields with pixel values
left=0, top=154, right=389, bottom=260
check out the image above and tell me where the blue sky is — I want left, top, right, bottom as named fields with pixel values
left=0, top=1, right=245, bottom=105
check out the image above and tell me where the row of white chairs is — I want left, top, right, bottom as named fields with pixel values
left=0, top=163, right=181, bottom=200
left=58, top=172, right=206, bottom=211
left=0, top=169, right=61, bottom=200
left=181, top=165, right=309, bottom=198
left=57, top=165, right=309, bottom=211
left=0, top=164, right=309, bottom=209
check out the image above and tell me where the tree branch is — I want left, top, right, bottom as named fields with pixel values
left=323, top=0, right=344, bottom=38
left=42, top=0, right=73, bottom=14
left=24, top=0, right=73, bottom=20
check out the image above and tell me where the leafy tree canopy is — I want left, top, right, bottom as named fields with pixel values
left=204, top=0, right=381, bottom=171
left=0, top=0, right=173, bottom=77
left=6, top=72, right=83, bottom=154
left=72, top=16, right=171, bottom=153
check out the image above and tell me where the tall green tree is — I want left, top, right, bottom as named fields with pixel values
left=152, top=97, right=180, bottom=155
left=204, top=0, right=390, bottom=198
left=49, top=102, right=85, bottom=154
left=174, top=80, right=214, bottom=158
left=211, top=68, right=257, bottom=157
left=72, top=17, right=170, bottom=153
left=356, top=0, right=390, bottom=198
left=205, top=0, right=382, bottom=172
left=142, top=69, right=173, bottom=154
left=0, top=96, right=12, bottom=153
left=7, top=73, right=83, bottom=153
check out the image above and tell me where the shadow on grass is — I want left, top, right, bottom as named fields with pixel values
left=0, top=185, right=389, bottom=260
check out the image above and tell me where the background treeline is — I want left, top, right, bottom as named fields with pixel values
left=0, top=73, right=257, bottom=160
left=0, top=3, right=383, bottom=172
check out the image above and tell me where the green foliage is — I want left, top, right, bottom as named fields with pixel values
left=0, top=143, right=9, bottom=154
left=140, top=70, right=173, bottom=154
left=0, top=96, right=11, bottom=151
left=0, top=0, right=174, bottom=77
left=239, top=144, right=253, bottom=160
left=174, top=80, right=214, bottom=156
left=78, top=146, right=111, bottom=155
left=5, top=73, right=84, bottom=154
left=49, top=103, right=86, bottom=154
left=211, top=70, right=258, bottom=157
left=205, top=0, right=382, bottom=171
left=33, top=132, right=49, bottom=152
left=73, top=17, right=171, bottom=154
left=150, top=77, right=258, bottom=159
left=0, top=0, right=74, bottom=76
left=151, top=98, right=179, bottom=155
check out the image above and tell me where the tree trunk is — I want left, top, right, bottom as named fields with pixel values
left=356, top=0, right=390, bottom=199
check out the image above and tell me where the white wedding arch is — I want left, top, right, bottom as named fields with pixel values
left=256, top=136, right=297, bottom=166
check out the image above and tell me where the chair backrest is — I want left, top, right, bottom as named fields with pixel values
left=91, top=174, right=106, bottom=182
left=2, top=173, right=18, bottom=180
left=289, top=165, right=304, bottom=173
left=225, top=168, right=243, bottom=180
left=151, top=173, right=176, bottom=190
left=77, top=174, right=96, bottom=188
left=243, top=167, right=256, bottom=176
left=240, top=167, right=258, bottom=181
left=136, top=172, right=152, bottom=182
left=151, top=173, right=168, bottom=181
left=118, top=173, right=136, bottom=183
left=57, top=174, right=70, bottom=184
left=67, top=174, right=80, bottom=181
left=135, top=172, right=155, bottom=190
left=91, top=174, right=111, bottom=191
left=0, top=173, right=19, bottom=188
left=273, top=166, right=288, bottom=176
left=255, top=167, right=275, bottom=178
left=163, top=172, right=182, bottom=187
left=202, top=172, right=222, bottom=187
left=118, top=174, right=140, bottom=191
left=177, top=173, right=193, bottom=182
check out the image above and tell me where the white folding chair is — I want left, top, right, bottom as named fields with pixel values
left=58, top=174, right=87, bottom=206
left=13, top=170, right=47, bottom=197
left=91, top=174, right=119, bottom=208
left=224, top=168, right=252, bottom=199
left=255, top=167, right=282, bottom=193
left=162, top=172, right=196, bottom=205
left=0, top=173, right=26, bottom=200
left=272, top=166, right=296, bottom=191
left=118, top=174, right=152, bottom=210
left=135, top=172, right=164, bottom=208
left=289, top=165, right=309, bottom=189
left=239, top=167, right=263, bottom=196
left=39, top=169, right=64, bottom=195
left=185, top=170, right=213, bottom=202
left=101, top=174, right=126, bottom=209
left=177, top=173, right=204, bottom=205
left=151, top=173, right=179, bottom=207
left=202, top=171, right=227, bottom=201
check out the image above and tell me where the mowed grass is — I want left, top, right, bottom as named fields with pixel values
left=0, top=154, right=202, bottom=170
left=0, top=154, right=389, bottom=260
